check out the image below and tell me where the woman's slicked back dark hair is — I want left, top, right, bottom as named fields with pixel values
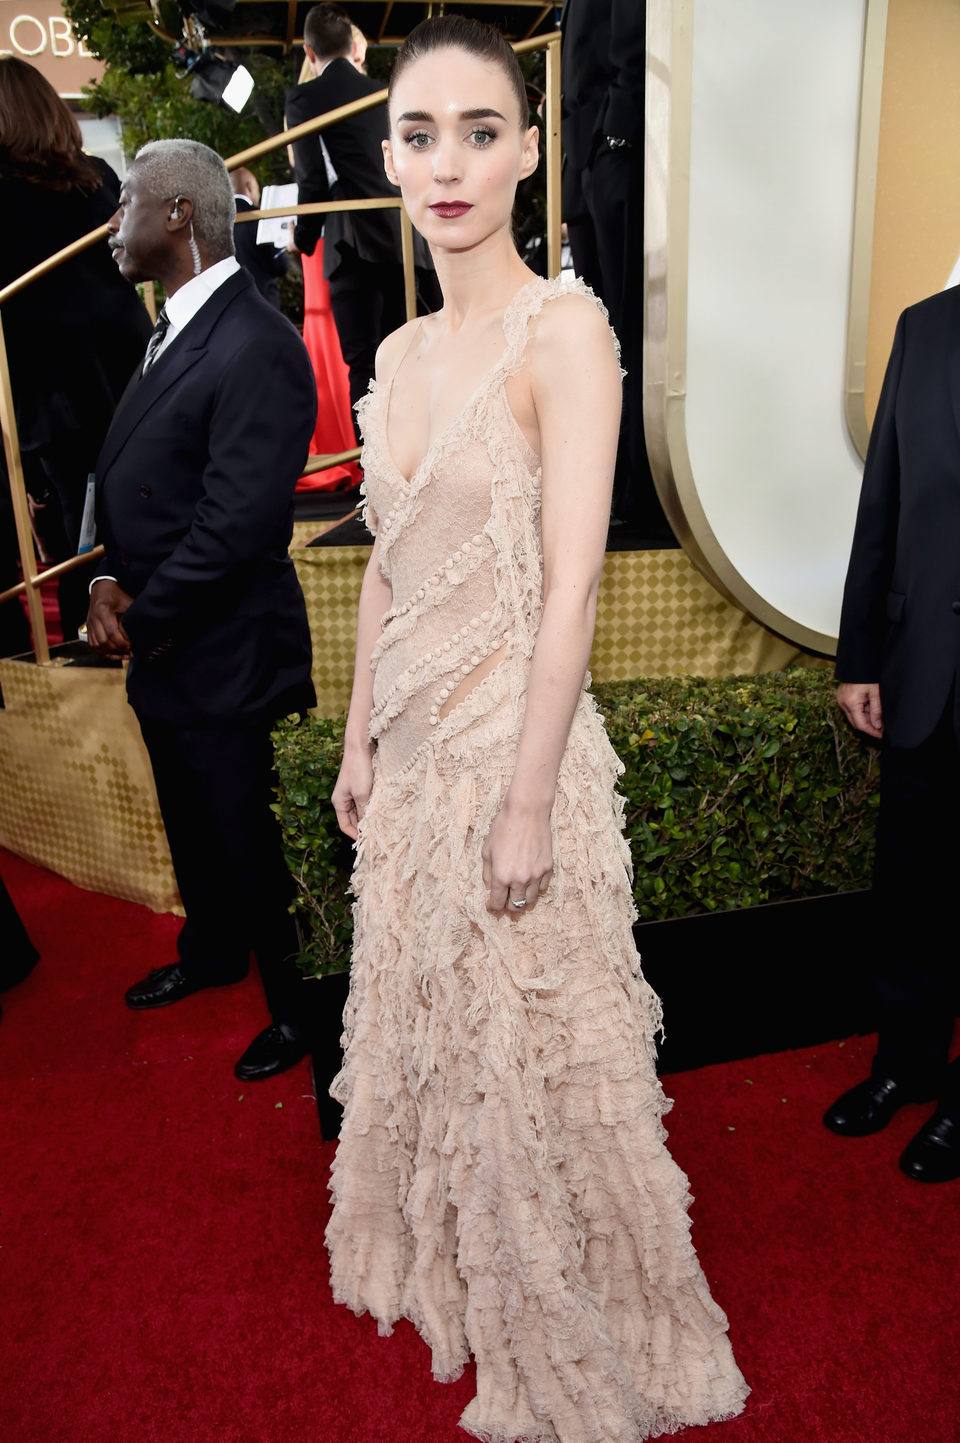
left=388, top=16, right=529, bottom=127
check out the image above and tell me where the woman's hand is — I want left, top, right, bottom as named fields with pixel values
left=332, top=743, right=375, bottom=840
left=481, top=801, right=553, bottom=913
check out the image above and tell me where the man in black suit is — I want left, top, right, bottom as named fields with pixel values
left=86, top=139, right=319, bottom=1082
left=560, top=0, right=670, bottom=538
left=285, top=2, right=436, bottom=429
left=825, top=289, right=960, bottom=1182
left=232, top=166, right=290, bottom=310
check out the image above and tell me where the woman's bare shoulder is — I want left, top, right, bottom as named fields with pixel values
left=527, top=287, right=621, bottom=381
left=374, top=318, right=422, bottom=385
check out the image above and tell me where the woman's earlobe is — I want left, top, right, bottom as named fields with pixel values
left=382, top=139, right=398, bottom=186
left=521, top=125, right=540, bottom=179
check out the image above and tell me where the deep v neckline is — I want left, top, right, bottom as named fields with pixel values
left=382, top=280, right=538, bottom=491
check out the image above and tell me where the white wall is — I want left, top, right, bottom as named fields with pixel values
left=684, top=0, right=866, bottom=641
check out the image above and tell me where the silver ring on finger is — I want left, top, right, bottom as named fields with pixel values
left=510, top=896, right=527, bottom=909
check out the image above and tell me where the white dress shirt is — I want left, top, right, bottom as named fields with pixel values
left=148, top=255, right=241, bottom=367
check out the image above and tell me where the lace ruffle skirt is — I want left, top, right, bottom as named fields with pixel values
left=326, top=697, right=749, bottom=1442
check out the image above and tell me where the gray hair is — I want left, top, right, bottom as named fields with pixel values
left=134, top=139, right=236, bottom=257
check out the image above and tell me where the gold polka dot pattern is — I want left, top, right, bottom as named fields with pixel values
left=0, top=655, right=182, bottom=913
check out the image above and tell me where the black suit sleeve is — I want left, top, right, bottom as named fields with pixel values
left=120, top=329, right=316, bottom=659
left=286, top=94, right=330, bottom=257
left=835, top=311, right=905, bottom=683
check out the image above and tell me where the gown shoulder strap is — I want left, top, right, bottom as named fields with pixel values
left=501, top=275, right=624, bottom=378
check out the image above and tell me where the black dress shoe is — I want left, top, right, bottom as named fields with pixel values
left=900, top=1113, right=960, bottom=1183
left=234, top=1023, right=309, bottom=1081
left=823, top=1075, right=918, bottom=1136
left=125, top=963, right=247, bottom=1010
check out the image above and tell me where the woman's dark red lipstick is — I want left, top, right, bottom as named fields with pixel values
left=429, top=203, right=472, bottom=218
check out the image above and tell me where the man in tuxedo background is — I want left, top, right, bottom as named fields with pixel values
left=560, top=0, right=671, bottom=539
left=825, top=289, right=960, bottom=1182
left=86, top=139, right=320, bottom=1083
left=285, top=2, right=437, bottom=430
left=231, top=166, right=290, bottom=310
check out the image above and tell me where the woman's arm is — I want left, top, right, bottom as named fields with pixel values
left=332, top=531, right=392, bottom=839
left=482, top=295, right=622, bottom=911
left=332, top=326, right=417, bottom=837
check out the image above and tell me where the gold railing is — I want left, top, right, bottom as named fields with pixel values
left=0, top=31, right=561, bottom=664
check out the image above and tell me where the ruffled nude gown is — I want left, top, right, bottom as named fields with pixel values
left=326, top=276, right=749, bottom=1442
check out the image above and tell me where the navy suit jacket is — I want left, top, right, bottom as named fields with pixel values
left=836, top=285, right=960, bottom=748
left=93, top=269, right=317, bottom=729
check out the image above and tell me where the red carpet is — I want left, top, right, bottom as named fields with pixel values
left=1, top=846, right=957, bottom=1443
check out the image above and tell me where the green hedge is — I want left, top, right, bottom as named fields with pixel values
left=272, top=668, right=879, bottom=976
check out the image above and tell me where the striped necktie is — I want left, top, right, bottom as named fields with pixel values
left=141, top=306, right=171, bottom=375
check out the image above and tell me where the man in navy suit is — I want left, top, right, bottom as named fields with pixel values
left=86, top=139, right=319, bottom=1082
left=825, top=289, right=960, bottom=1182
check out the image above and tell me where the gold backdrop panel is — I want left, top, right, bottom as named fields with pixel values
left=294, top=545, right=372, bottom=717
left=295, top=545, right=803, bottom=716
left=590, top=551, right=802, bottom=681
left=865, top=0, right=960, bottom=421
left=0, top=656, right=181, bottom=913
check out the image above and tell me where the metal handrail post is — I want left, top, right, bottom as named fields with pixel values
left=545, top=35, right=562, bottom=280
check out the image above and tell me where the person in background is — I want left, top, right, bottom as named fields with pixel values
left=350, top=21, right=367, bottom=71
left=285, top=2, right=439, bottom=434
left=86, top=140, right=319, bottom=1083
left=560, top=0, right=671, bottom=539
left=231, top=165, right=290, bottom=311
left=825, top=289, right=960, bottom=1183
left=0, top=56, right=152, bottom=647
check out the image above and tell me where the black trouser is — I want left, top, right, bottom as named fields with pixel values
left=872, top=700, right=960, bottom=1112
left=328, top=257, right=408, bottom=438
left=328, top=256, right=442, bottom=442
left=137, top=716, right=315, bottom=1033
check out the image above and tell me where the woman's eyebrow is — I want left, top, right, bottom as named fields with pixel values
left=396, top=108, right=508, bottom=124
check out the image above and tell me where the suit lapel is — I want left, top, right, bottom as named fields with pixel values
left=97, top=270, right=252, bottom=479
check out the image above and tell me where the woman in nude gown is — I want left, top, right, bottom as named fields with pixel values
left=329, top=17, right=748, bottom=1441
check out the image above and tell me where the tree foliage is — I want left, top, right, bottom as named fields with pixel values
left=63, top=0, right=295, bottom=178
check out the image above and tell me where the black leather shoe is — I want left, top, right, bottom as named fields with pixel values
left=823, top=1075, right=918, bottom=1136
left=900, top=1113, right=960, bottom=1183
left=125, top=963, right=247, bottom=1010
left=234, top=1023, right=309, bottom=1081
